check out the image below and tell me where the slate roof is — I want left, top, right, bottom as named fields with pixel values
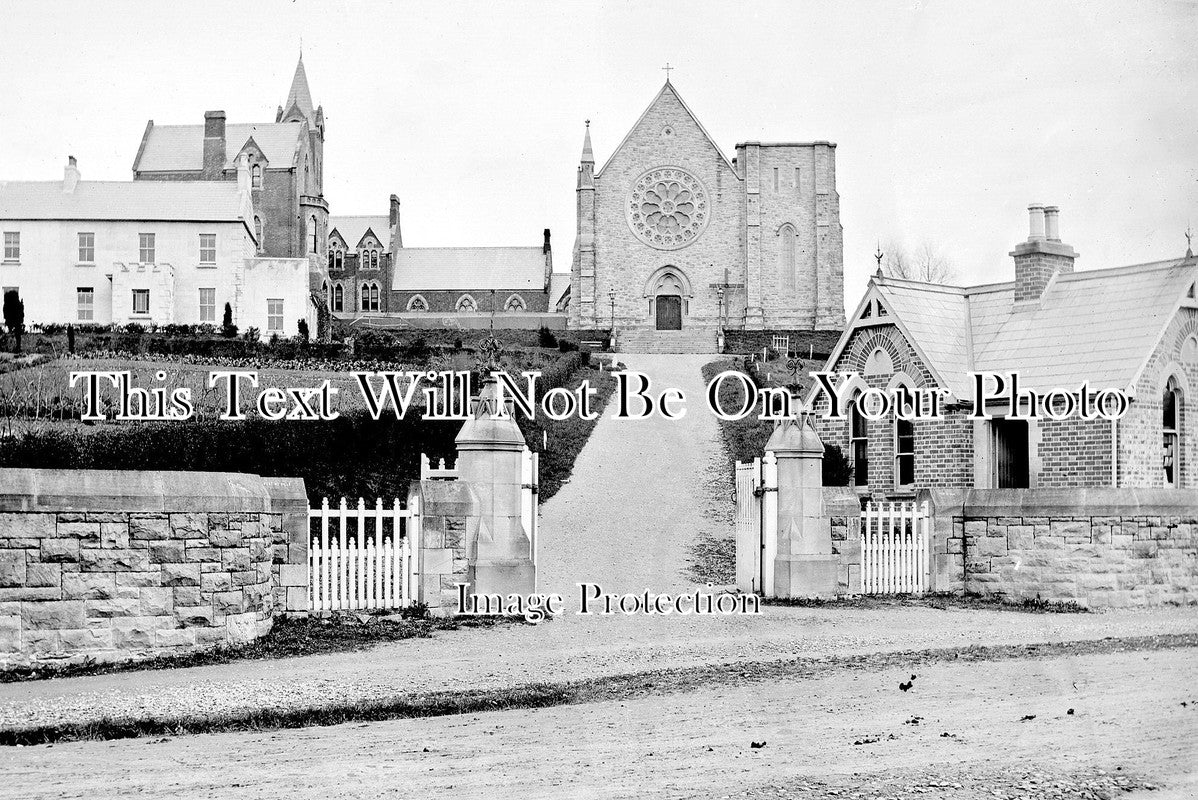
left=846, top=257, right=1197, bottom=398
left=391, top=247, right=547, bottom=292
left=548, top=273, right=571, bottom=309
left=134, top=122, right=305, bottom=172
left=330, top=216, right=390, bottom=251
left=284, top=56, right=315, bottom=122
left=0, top=179, right=246, bottom=222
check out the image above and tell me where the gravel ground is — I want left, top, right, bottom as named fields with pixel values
left=4, top=646, right=1194, bottom=799
left=3, top=353, right=1197, bottom=733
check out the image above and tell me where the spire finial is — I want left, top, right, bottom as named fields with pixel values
left=874, top=240, right=884, bottom=277
left=662, top=62, right=674, bottom=82
left=1186, top=221, right=1194, bottom=259
left=581, top=119, right=594, bottom=164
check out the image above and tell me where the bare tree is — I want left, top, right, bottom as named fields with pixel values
left=880, top=240, right=955, bottom=284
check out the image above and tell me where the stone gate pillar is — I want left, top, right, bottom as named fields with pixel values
left=768, top=414, right=839, bottom=597
left=456, top=378, right=536, bottom=598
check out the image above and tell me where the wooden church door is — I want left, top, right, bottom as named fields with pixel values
left=656, top=296, right=682, bottom=330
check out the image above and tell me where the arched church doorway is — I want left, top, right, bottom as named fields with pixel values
left=645, top=267, right=690, bottom=331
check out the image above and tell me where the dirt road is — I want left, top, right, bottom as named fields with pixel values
left=6, top=646, right=1195, bottom=799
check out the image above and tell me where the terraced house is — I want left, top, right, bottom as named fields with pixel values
left=811, top=205, right=1198, bottom=493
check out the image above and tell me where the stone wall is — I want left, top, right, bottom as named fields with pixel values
left=0, top=469, right=307, bottom=669
left=412, top=480, right=471, bottom=615
left=921, top=488, right=1198, bottom=607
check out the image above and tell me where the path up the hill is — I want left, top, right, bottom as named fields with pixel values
left=536, top=353, right=729, bottom=597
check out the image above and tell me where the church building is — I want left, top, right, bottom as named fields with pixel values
left=571, top=79, right=845, bottom=351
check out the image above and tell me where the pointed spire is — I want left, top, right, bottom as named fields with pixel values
left=581, top=119, right=594, bottom=164
left=283, top=52, right=315, bottom=123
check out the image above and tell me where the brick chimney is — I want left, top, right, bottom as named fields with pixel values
left=62, top=155, right=80, bottom=193
left=542, top=228, right=551, bottom=255
left=389, top=194, right=403, bottom=249
left=202, top=111, right=226, bottom=179
left=1010, top=203, right=1077, bottom=304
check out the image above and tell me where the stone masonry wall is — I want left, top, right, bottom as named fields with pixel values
left=921, top=488, right=1198, bottom=608
left=0, top=469, right=307, bottom=669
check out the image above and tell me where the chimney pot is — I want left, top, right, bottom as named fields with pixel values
left=543, top=228, right=551, bottom=254
left=1043, top=205, right=1060, bottom=241
left=1027, top=204, right=1046, bottom=241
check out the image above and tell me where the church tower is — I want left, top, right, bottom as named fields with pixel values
left=278, top=53, right=328, bottom=268
left=571, top=122, right=597, bottom=328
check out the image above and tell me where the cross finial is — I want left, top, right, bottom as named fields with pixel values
left=662, top=62, right=674, bottom=82
left=1187, top=221, right=1194, bottom=258
left=585, top=119, right=590, bottom=128
left=874, top=240, right=884, bottom=277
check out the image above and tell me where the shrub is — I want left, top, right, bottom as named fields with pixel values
left=297, top=319, right=310, bottom=343
left=557, top=339, right=578, bottom=353
left=123, top=322, right=145, bottom=336
left=221, top=303, right=238, bottom=338
left=242, top=327, right=260, bottom=343
left=537, top=327, right=558, bottom=348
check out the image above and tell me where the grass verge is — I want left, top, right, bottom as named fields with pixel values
left=4, top=632, right=1193, bottom=746
left=761, top=592, right=1090, bottom=614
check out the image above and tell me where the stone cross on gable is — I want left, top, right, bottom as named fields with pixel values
left=662, top=62, right=674, bottom=81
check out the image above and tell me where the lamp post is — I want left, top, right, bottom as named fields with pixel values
left=608, top=287, right=616, bottom=350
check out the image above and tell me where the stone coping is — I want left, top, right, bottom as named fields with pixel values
left=918, top=487, right=1198, bottom=518
left=0, top=468, right=273, bottom=513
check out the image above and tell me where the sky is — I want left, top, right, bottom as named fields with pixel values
left=2, top=0, right=1195, bottom=310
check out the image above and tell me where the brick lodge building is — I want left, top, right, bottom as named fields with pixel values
left=569, top=79, right=845, bottom=351
left=810, top=205, right=1198, bottom=494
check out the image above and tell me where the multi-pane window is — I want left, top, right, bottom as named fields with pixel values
left=77, top=287, right=94, bottom=321
left=267, top=298, right=284, bottom=332
left=2, top=232, right=19, bottom=261
left=850, top=396, right=869, bottom=486
left=332, top=284, right=343, bottom=312
left=371, top=250, right=379, bottom=269
left=198, top=288, right=216, bottom=322
left=309, top=216, right=317, bottom=253
left=1163, top=377, right=1182, bottom=488
left=895, top=418, right=915, bottom=487
left=360, top=283, right=380, bottom=312
left=77, top=233, right=95, bottom=263
left=199, top=234, right=217, bottom=264
left=251, top=164, right=262, bottom=189
left=138, top=233, right=155, bottom=264
left=132, top=289, right=150, bottom=315
left=254, top=217, right=264, bottom=252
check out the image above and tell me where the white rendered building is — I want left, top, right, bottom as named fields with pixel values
left=0, top=156, right=317, bottom=337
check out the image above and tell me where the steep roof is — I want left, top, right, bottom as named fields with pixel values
left=548, top=272, right=571, bottom=309
left=595, top=81, right=735, bottom=177
left=0, top=179, right=247, bottom=223
left=330, top=216, right=390, bottom=252
left=284, top=55, right=315, bottom=122
left=825, top=257, right=1197, bottom=400
left=391, top=247, right=547, bottom=292
left=134, top=122, right=305, bottom=172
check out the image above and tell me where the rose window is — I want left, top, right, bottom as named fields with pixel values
left=626, top=167, right=709, bottom=250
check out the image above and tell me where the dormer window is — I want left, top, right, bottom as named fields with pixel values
left=251, top=163, right=262, bottom=189
left=371, top=250, right=379, bottom=269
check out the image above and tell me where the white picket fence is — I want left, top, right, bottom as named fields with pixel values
left=308, top=497, right=419, bottom=612
left=860, top=499, right=930, bottom=594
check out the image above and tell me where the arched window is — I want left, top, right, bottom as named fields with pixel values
left=251, top=163, right=262, bottom=189
left=407, top=294, right=429, bottom=312
left=1163, top=375, right=1183, bottom=488
left=327, top=250, right=335, bottom=270
left=371, top=250, right=380, bottom=269
left=849, top=393, right=869, bottom=487
left=456, top=294, right=477, bottom=312
left=332, top=284, right=344, bottom=312
left=334, top=249, right=343, bottom=270
left=359, top=282, right=380, bottom=312
left=504, top=294, right=526, bottom=312
left=309, top=215, right=317, bottom=253
left=254, top=216, right=263, bottom=252
left=778, top=223, right=797, bottom=291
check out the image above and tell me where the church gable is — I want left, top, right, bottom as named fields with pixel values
left=596, top=82, right=736, bottom=180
